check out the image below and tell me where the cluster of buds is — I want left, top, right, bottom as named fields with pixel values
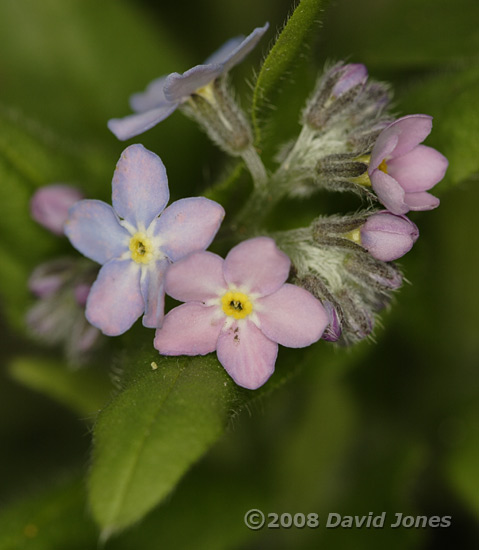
left=27, top=185, right=103, bottom=365
left=276, top=211, right=417, bottom=344
left=267, top=62, right=447, bottom=344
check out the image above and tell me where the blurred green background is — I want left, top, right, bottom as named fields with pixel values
left=0, top=0, right=478, bottom=548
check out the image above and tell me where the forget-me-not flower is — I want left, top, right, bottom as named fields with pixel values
left=108, top=24, right=269, bottom=141
left=154, top=237, right=328, bottom=390
left=65, top=144, right=224, bottom=336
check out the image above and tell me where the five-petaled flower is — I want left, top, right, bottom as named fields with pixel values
left=108, top=23, right=269, bottom=141
left=368, top=114, right=448, bottom=214
left=154, top=237, right=329, bottom=390
left=65, top=144, right=224, bottom=336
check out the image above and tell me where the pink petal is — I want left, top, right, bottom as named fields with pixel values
left=86, top=259, right=143, bottom=336
left=256, top=284, right=328, bottom=348
left=154, top=303, right=223, bottom=355
left=153, top=197, right=225, bottom=262
left=112, top=144, right=170, bottom=228
left=30, top=184, right=84, bottom=236
left=165, top=251, right=227, bottom=302
left=370, top=170, right=408, bottom=215
left=387, top=145, right=448, bottom=193
left=404, top=191, right=440, bottom=211
left=141, top=259, right=169, bottom=329
left=223, top=237, right=290, bottom=296
left=369, top=133, right=398, bottom=172
left=376, top=114, right=433, bottom=163
left=216, top=320, right=278, bottom=390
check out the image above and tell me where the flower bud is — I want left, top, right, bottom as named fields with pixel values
left=331, top=64, right=368, bottom=97
left=360, top=211, right=419, bottom=262
left=28, top=258, right=77, bottom=298
left=74, top=283, right=91, bottom=307
left=31, top=184, right=84, bottom=235
left=304, top=62, right=368, bottom=130
left=322, top=301, right=342, bottom=342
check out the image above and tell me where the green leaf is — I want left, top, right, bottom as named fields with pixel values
left=399, top=65, right=479, bottom=189
left=7, top=357, right=111, bottom=419
left=88, top=350, right=241, bottom=537
left=251, top=0, right=329, bottom=146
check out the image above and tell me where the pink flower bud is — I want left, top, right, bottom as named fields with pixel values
left=74, top=283, right=91, bottom=307
left=321, top=301, right=342, bottom=342
left=31, top=184, right=84, bottom=235
left=360, top=211, right=419, bottom=262
left=331, top=63, right=368, bottom=97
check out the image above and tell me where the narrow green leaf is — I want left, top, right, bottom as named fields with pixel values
left=399, top=65, right=479, bottom=189
left=88, top=351, right=241, bottom=537
left=8, top=357, right=111, bottom=419
left=251, top=0, right=329, bottom=145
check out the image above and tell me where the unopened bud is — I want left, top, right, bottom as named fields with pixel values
left=30, top=184, right=84, bottom=235
left=360, top=211, right=419, bottom=262
left=322, top=301, right=342, bottom=342
left=304, top=62, right=368, bottom=130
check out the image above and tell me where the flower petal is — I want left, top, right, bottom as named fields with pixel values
left=223, top=237, right=290, bottom=296
left=130, top=76, right=168, bottom=113
left=108, top=103, right=178, bottom=141
left=164, top=65, right=223, bottom=102
left=216, top=320, right=278, bottom=390
left=203, top=36, right=246, bottom=65
left=387, top=145, right=448, bottom=193
left=370, top=170, right=408, bottom=215
left=165, top=251, right=226, bottom=302
left=86, top=259, right=143, bottom=336
left=404, top=191, right=440, bottom=211
left=65, top=200, right=130, bottom=264
left=369, top=133, right=398, bottom=172
left=220, top=23, right=269, bottom=72
left=154, top=303, right=223, bottom=355
left=256, top=284, right=328, bottom=348
left=112, top=144, right=170, bottom=228
left=153, top=197, right=225, bottom=262
left=141, top=259, right=169, bottom=329
left=376, top=114, right=433, bottom=163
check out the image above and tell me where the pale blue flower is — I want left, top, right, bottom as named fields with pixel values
left=108, top=24, right=269, bottom=141
left=65, top=144, right=225, bottom=336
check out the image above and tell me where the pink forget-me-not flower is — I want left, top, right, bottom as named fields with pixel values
left=154, top=237, right=329, bottom=390
left=368, top=114, right=448, bottom=215
left=108, top=23, right=269, bottom=141
left=65, top=144, right=224, bottom=336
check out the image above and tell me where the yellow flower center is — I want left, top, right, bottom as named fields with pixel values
left=378, top=158, right=388, bottom=174
left=194, top=82, right=216, bottom=104
left=221, top=291, right=253, bottom=320
left=129, top=232, right=154, bottom=264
